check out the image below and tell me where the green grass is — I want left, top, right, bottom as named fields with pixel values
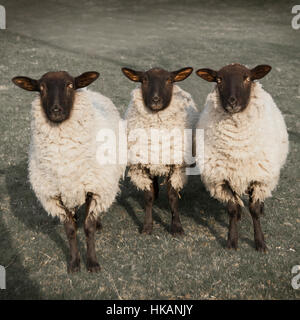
left=0, top=0, right=299, bottom=299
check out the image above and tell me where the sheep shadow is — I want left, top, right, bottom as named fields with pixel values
left=117, top=176, right=170, bottom=234
left=180, top=175, right=229, bottom=247
left=0, top=212, right=42, bottom=299
left=0, top=165, right=43, bottom=299
left=182, top=175, right=258, bottom=249
left=117, top=174, right=224, bottom=240
left=119, top=173, right=255, bottom=249
left=4, top=161, right=87, bottom=273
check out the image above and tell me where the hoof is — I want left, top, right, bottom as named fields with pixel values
left=141, top=224, right=153, bottom=235
left=171, top=223, right=184, bottom=236
left=226, top=238, right=238, bottom=250
left=255, top=239, right=267, bottom=253
left=96, top=220, right=103, bottom=231
left=67, top=258, right=80, bottom=273
left=87, top=260, right=101, bottom=273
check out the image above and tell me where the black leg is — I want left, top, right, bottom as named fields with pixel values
left=153, top=176, right=159, bottom=200
left=226, top=200, right=241, bottom=250
left=96, top=216, right=103, bottom=231
left=142, top=183, right=155, bottom=234
left=167, top=182, right=184, bottom=236
left=84, top=193, right=100, bottom=272
left=64, top=210, right=80, bottom=273
left=249, top=191, right=267, bottom=252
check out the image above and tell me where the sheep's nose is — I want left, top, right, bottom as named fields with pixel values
left=52, top=105, right=63, bottom=113
left=152, top=95, right=160, bottom=103
left=228, top=96, right=237, bottom=106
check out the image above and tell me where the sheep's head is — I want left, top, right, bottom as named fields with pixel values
left=122, top=67, right=193, bottom=112
left=12, top=71, right=99, bottom=123
left=196, top=63, right=271, bottom=113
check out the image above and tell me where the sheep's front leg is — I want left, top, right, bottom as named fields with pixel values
left=167, top=182, right=184, bottom=236
left=142, top=183, right=155, bottom=234
left=64, top=210, right=80, bottom=273
left=249, top=187, right=267, bottom=252
left=226, top=201, right=241, bottom=250
left=84, top=192, right=101, bottom=272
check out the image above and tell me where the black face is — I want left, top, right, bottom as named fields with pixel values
left=122, top=67, right=193, bottom=112
left=12, top=71, right=100, bottom=123
left=196, top=63, right=272, bottom=114
left=38, top=72, right=75, bottom=122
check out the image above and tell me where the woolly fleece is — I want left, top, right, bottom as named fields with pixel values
left=197, top=82, right=289, bottom=205
left=29, top=89, right=125, bottom=221
left=125, top=85, right=198, bottom=191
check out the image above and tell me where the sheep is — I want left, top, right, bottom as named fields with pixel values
left=122, top=67, right=198, bottom=235
left=195, top=63, right=289, bottom=251
left=12, top=71, right=125, bottom=272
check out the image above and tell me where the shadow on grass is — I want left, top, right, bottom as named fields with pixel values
left=0, top=164, right=43, bottom=299
left=118, top=174, right=231, bottom=247
left=118, top=177, right=172, bottom=234
left=180, top=175, right=229, bottom=247
left=117, top=178, right=143, bottom=232
left=0, top=214, right=43, bottom=299
left=0, top=215, right=42, bottom=299
left=4, top=161, right=83, bottom=281
left=183, top=175, right=258, bottom=250
left=119, top=173, right=260, bottom=250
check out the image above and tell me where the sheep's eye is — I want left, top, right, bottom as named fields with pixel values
left=216, top=78, right=222, bottom=84
left=67, top=83, right=73, bottom=89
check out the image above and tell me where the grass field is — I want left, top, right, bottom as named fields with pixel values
left=0, top=0, right=299, bottom=299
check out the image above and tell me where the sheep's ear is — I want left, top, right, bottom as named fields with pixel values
left=251, top=65, right=272, bottom=80
left=196, top=69, right=217, bottom=82
left=121, top=68, right=143, bottom=82
left=172, top=67, right=193, bottom=82
left=12, top=76, right=39, bottom=91
left=75, top=71, right=100, bottom=89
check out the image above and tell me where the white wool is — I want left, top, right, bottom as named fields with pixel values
left=29, top=89, right=125, bottom=221
left=197, top=82, right=289, bottom=205
left=125, top=85, right=198, bottom=191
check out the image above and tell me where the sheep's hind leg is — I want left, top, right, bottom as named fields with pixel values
left=84, top=192, right=100, bottom=272
left=167, top=182, right=184, bottom=236
left=226, top=201, right=241, bottom=250
left=64, top=210, right=80, bottom=273
left=153, top=176, right=159, bottom=200
left=142, top=183, right=155, bottom=234
left=249, top=187, right=267, bottom=252
left=96, top=216, right=103, bottom=231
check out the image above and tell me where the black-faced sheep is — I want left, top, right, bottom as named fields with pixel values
left=12, top=71, right=125, bottom=272
left=195, top=63, right=289, bottom=251
left=122, top=67, right=198, bottom=235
